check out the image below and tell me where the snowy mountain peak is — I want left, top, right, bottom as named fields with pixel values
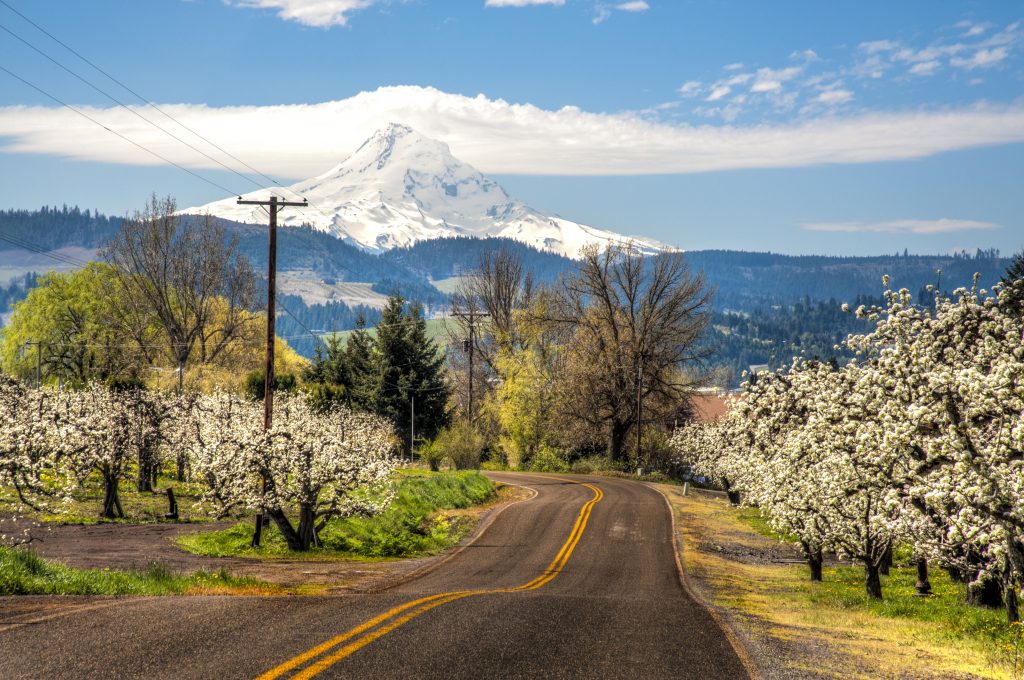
left=184, top=125, right=669, bottom=258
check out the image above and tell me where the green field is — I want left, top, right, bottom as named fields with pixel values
left=325, top=317, right=453, bottom=347
left=430, top=276, right=465, bottom=294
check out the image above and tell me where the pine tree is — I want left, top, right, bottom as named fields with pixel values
left=370, top=295, right=450, bottom=452
left=345, top=316, right=375, bottom=410
left=1003, top=251, right=1024, bottom=311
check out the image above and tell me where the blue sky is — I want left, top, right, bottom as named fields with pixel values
left=0, top=0, right=1021, bottom=256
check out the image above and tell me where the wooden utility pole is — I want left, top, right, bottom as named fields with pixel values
left=636, top=355, right=643, bottom=471
left=236, top=195, right=307, bottom=431
left=410, top=394, right=415, bottom=463
left=236, top=194, right=306, bottom=547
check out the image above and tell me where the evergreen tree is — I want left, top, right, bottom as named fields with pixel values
left=345, top=316, right=375, bottom=410
left=1003, top=251, right=1024, bottom=311
left=371, top=295, right=450, bottom=453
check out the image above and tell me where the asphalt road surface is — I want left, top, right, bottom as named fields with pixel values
left=0, top=473, right=748, bottom=679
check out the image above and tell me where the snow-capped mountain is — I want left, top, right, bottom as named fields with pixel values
left=184, top=123, right=669, bottom=258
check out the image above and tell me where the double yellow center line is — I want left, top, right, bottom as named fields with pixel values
left=257, top=479, right=604, bottom=680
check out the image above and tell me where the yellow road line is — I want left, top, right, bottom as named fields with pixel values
left=256, top=478, right=602, bottom=680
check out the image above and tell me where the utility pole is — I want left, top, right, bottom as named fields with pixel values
left=236, top=195, right=307, bottom=431
left=462, top=308, right=489, bottom=422
left=237, top=194, right=306, bottom=547
left=636, top=355, right=643, bottom=472
left=410, top=394, right=415, bottom=463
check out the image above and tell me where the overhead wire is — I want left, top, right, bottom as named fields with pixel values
left=0, top=0, right=337, bottom=225
left=0, top=64, right=241, bottom=197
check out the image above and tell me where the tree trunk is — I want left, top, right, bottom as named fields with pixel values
left=915, top=559, right=932, bottom=596
left=802, top=540, right=823, bottom=582
left=175, top=452, right=188, bottom=482
left=100, top=468, right=124, bottom=519
left=608, top=421, right=629, bottom=463
left=297, top=503, right=317, bottom=552
left=267, top=507, right=304, bottom=551
left=879, top=544, right=893, bottom=576
left=137, top=454, right=154, bottom=493
left=722, top=478, right=741, bottom=506
left=865, top=562, right=883, bottom=600
left=1004, top=580, right=1019, bottom=624
left=967, top=577, right=1004, bottom=608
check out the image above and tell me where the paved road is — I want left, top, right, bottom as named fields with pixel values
left=0, top=473, right=748, bottom=679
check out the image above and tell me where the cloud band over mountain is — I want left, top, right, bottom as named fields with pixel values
left=1, top=85, right=1023, bottom=179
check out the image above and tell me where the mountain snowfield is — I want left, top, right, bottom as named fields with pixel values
left=184, top=124, right=670, bottom=259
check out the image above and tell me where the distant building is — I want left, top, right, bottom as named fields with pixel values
left=748, top=363, right=770, bottom=376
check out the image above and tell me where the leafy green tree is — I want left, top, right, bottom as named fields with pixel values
left=0, top=263, right=141, bottom=384
left=371, top=295, right=449, bottom=452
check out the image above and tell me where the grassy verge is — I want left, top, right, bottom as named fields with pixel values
left=0, top=546, right=278, bottom=596
left=658, top=484, right=1021, bottom=680
left=177, top=470, right=498, bottom=560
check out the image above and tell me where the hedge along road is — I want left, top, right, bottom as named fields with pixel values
left=0, top=473, right=749, bottom=679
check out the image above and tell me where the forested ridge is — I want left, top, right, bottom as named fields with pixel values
left=0, top=206, right=1009, bottom=380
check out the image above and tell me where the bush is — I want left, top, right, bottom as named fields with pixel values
left=528, top=445, right=569, bottom=472
left=417, top=438, right=446, bottom=472
left=243, top=370, right=297, bottom=401
left=431, top=421, right=484, bottom=470
left=570, top=455, right=621, bottom=474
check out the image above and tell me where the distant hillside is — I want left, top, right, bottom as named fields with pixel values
left=0, top=206, right=1012, bottom=375
left=683, top=249, right=1007, bottom=311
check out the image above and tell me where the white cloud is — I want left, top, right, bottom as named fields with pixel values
left=803, top=218, right=1000, bottom=234
left=226, top=0, right=378, bottom=28
left=723, top=62, right=744, bottom=71
left=859, top=40, right=899, bottom=54
left=706, top=85, right=731, bottom=101
left=615, top=1, right=649, bottom=11
left=816, top=89, right=853, bottom=105
left=485, top=0, right=564, bottom=5
left=2, top=86, right=1024, bottom=177
left=750, top=65, right=803, bottom=93
left=678, top=80, right=702, bottom=97
left=908, top=60, right=941, bottom=76
left=955, top=20, right=990, bottom=38
left=951, top=46, right=1010, bottom=69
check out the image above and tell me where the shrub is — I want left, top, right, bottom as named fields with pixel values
left=243, top=370, right=297, bottom=401
left=528, top=445, right=569, bottom=473
left=431, top=421, right=484, bottom=470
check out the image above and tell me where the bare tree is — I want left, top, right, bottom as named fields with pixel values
left=448, top=249, right=535, bottom=416
left=104, top=195, right=257, bottom=381
left=558, top=245, right=713, bottom=462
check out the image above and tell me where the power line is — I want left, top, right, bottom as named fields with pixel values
left=0, top=64, right=240, bottom=197
left=0, top=19, right=267, bottom=194
left=0, top=0, right=280, bottom=188
left=0, top=0, right=337, bottom=225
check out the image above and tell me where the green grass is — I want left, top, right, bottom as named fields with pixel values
left=0, top=474, right=216, bottom=524
left=430, top=276, right=465, bottom=294
left=802, top=564, right=1014, bottom=649
left=326, top=318, right=451, bottom=347
left=0, top=546, right=273, bottom=596
left=177, top=471, right=497, bottom=560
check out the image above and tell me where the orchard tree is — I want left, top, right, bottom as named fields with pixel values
left=184, top=391, right=397, bottom=551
